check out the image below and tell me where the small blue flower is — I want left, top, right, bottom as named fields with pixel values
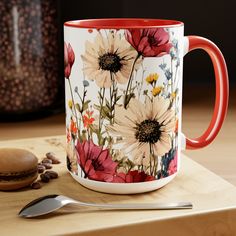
left=172, top=39, right=178, bottom=49
left=83, top=80, right=89, bottom=87
left=176, top=58, right=180, bottom=67
left=159, top=63, right=167, bottom=70
left=165, top=69, right=172, bottom=80
left=170, top=49, right=176, bottom=59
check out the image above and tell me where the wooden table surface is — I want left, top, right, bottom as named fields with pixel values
left=0, top=86, right=235, bottom=185
left=1, top=136, right=236, bottom=235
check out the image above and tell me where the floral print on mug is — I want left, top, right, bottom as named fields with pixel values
left=65, top=27, right=181, bottom=183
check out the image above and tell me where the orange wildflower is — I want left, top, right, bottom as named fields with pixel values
left=174, top=119, right=178, bottom=133
left=70, top=119, right=77, bottom=134
left=83, top=111, right=95, bottom=128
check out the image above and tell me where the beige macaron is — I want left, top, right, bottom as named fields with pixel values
left=0, top=148, right=38, bottom=190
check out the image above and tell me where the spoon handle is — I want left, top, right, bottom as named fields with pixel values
left=75, top=201, right=193, bottom=210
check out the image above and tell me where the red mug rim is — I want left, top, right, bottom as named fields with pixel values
left=64, top=18, right=184, bottom=29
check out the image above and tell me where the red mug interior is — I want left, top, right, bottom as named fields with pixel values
left=64, top=18, right=184, bottom=29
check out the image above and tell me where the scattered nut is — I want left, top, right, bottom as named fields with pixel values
left=44, top=172, right=52, bottom=179
left=40, top=173, right=50, bottom=183
left=37, top=164, right=46, bottom=173
left=31, top=152, right=60, bottom=189
left=45, top=152, right=55, bottom=159
left=45, top=170, right=58, bottom=179
left=46, top=152, right=61, bottom=164
left=52, top=159, right=61, bottom=164
left=42, top=158, right=52, bottom=164
left=31, top=181, right=41, bottom=189
left=42, top=163, right=52, bottom=169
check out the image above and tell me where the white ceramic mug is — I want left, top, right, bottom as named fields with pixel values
left=64, top=19, right=228, bottom=194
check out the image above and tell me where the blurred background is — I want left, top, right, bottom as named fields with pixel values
left=62, top=0, right=235, bottom=87
left=0, top=0, right=235, bottom=183
left=0, top=0, right=234, bottom=120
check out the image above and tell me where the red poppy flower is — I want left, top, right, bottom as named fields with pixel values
left=112, top=170, right=155, bottom=183
left=125, top=28, right=172, bottom=57
left=75, top=140, right=118, bottom=182
left=64, top=42, right=75, bottom=79
left=168, top=153, right=177, bottom=175
left=64, top=64, right=71, bottom=79
left=83, top=111, right=95, bottom=128
left=67, top=43, right=75, bottom=65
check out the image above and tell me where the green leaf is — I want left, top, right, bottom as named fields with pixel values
left=98, top=90, right=104, bottom=100
left=126, top=93, right=135, bottom=105
left=130, top=86, right=137, bottom=93
left=102, top=137, right=107, bottom=146
left=127, top=159, right=135, bottom=168
left=103, top=105, right=110, bottom=114
left=89, top=124, right=99, bottom=134
left=75, top=103, right=81, bottom=112
left=143, top=90, right=148, bottom=95
left=100, top=108, right=108, bottom=119
left=101, top=130, right=107, bottom=135
left=94, top=104, right=100, bottom=111
left=116, top=95, right=122, bottom=102
left=82, top=100, right=91, bottom=111
left=102, top=106, right=114, bottom=120
left=105, top=98, right=111, bottom=110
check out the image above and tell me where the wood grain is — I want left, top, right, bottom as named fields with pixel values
left=0, top=136, right=236, bottom=235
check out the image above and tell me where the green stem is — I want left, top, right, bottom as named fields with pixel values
left=112, top=81, right=116, bottom=124
left=124, top=53, right=141, bottom=108
left=173, top=65, right=179, bottom=116
left=153, top=155, right=156, bottom=177
left=138, top=68, right=145, bottom=98
left=75, top=91, right=83, bottom=104
left=109, top=73, right=113, bottom=124
left=154, top=155, right=158, bottom=177
left=87, top=128, right=90, bottom=140
left=79, top=85, right=87, bottom=137
left=79, top=118, right=81, bottom=132
left=98, top=88, right=105, bottom=145
left=82, top=86, right=86, bottom=106
left=149, top=143, right=153, bottom=175
left=174, top=65, right=178, bottom=86
left=98, top=88, right=102, bottom=129
left=170, top=58, right=174, bottom=94
left=68, top=79, right=80, bottom=141
left=110, top=72, right=117, bottom=124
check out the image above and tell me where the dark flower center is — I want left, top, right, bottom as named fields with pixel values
left=135, top=119, right=161, bottom=144
left=148, top=36, right=157, bottom=46
left=91, top=159, right=103, bottom=171
left=98, top=53, right=122, bottom=73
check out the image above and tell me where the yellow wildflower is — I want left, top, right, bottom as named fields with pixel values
left=145, top=73, right=159, bottom=84
left=68, top=100, right=73, bottom=109
left=152, top=86, right=162, bottom=96
left=171, top=92, right=176, bottom=99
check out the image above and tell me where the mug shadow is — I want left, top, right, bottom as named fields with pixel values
left=56, top=171, right=178, bottom=204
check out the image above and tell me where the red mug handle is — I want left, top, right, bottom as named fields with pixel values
left=183, top=36, right=229, bottom=150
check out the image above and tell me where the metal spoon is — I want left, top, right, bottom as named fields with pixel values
left=18, top=194, right=193, bottom=218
